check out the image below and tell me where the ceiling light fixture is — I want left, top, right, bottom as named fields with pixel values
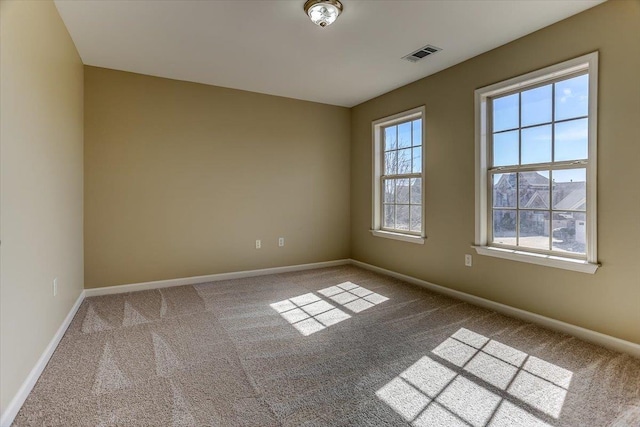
left=304, top=0, right=343, bottom=28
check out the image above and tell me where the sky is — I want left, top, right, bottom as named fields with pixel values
left=492, top=74, right=589, bottom=183
left=384, top=119, right=422, bottom=175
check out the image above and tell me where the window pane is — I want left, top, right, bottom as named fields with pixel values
left=397, top=148, right=412, bottom=174
left=554, top=118, right=588, bottom=161
left=492, top=173, right=516, bottom=208
left=480, top=63, right=595, bottom=259
left=412, top=147, right=422, bottom=173
left=522, top=84, right=552, bottom=126
left=384, top=151, right=397, bottom=175
left=552, top=212, right=586, bottom=254
left=412, top=119, right=422, bottom=147
left=385, top=126, right=397, bottom=151
left=396, top=205, right=409, bottom=230
left=493, top=210, right=517, bottom=246
left=384, top=179, right=396, bottom=203
left=521, top=125, right=551, bottom=164
left=555, top=74, right=588, bottom=121
left=398, top=122, right=412, bottom=149
left=410, top=206, right=422, bottom=232
left=519, top=171, right=550, bottom=209
left=493, top=94, right=519, bottom=132
left=552, top=169, right=586, bottom=211
left=519, top=210, right=550, bottom=250
left=396, top=179, right=410, bottom=203
left=410, top=178, right=421, bottom=204
left=384, top=204, right=395, bottom=228
left=376, top=110, right=424, bottom=237
left=493, top=130, right=519, bottom=166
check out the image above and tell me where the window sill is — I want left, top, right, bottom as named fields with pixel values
left=473, top=245, right=599, bottom=274
left=371, top=230, right=425, bottom=245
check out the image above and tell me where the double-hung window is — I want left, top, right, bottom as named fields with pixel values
left=371, top=107, right=425, bottom=244
left=474, top=53, right=599, bottom=273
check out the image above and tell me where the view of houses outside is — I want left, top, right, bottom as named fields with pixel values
left=492, top=171, right=586, bottom=254
left=490, top=72, right=589, bottom=256
left=380, top=72, right=589, bottom=251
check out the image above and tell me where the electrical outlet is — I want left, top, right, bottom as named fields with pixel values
left=465, top=254, right=473, bottom=267
left=53, top=278, right=58, bottom=296
left=278, top=237, right=285, bottom=247
left=256, top=239, right=261, bottom=249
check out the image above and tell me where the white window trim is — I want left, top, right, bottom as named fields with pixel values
left=371, top=106, right=426, bottom=244
left=474, top=52, right=599, bottom=274
left=370, top=229, right=425, bottom=244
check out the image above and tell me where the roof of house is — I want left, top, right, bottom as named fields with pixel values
left=555, top=187, right=587, bottom=211
left=495, top=171, right=586, bottom=212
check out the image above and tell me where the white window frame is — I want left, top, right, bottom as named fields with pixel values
left=371, top=106, right=426, bottom=244
left=474, top=52, right=599, bottom=274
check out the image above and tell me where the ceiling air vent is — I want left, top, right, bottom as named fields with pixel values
left=403, top=45, right=442, bottom=63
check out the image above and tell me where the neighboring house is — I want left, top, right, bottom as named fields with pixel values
left=493, top=172, right=586, bottom=248
left=554, top=182, right=586, bottom=211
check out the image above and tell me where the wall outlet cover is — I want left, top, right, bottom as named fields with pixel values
left=465, top=254, right=473, bottom=267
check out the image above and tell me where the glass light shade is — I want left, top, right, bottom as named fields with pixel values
left=305, top=1, right=343, bottom=27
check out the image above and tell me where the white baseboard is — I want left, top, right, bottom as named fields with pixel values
left=1, top=290, right=85, bottom=427
left=84, top=259, right=351, bottom=297
left=350, top=259, right=640, bottom=358
left=1, top=259, right=350, bottom=426
left=4, top=257, right=637, bottom=427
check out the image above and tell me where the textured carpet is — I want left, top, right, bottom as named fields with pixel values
left=12, top=265, right=640, bottom=426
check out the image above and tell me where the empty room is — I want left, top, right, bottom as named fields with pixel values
left=1, top=0, right=639, bottom=426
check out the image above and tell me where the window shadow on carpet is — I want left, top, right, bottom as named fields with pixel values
left=270, top=282, right=389, bottom=336
left=376, top=328, right=572, bottom=426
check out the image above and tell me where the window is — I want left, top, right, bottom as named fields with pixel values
left=371, top=107, right=425, bottom=244
left=475, top=53, right=599, bottom=273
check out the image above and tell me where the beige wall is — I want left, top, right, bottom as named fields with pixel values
left=2, top=4, right=637, bottom=418
left=0, top=0, right=84, bottom=415
left=351, top=0, right=640, bottom=344
left=84, top=67, right=351, bottom=288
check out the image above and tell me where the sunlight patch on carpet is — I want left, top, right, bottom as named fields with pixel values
left=318, top=282, right=389, bottom=313
left=270, top=292, right=350, bottom=336
left=377, top=328, right=573, bottom=425
left=271, top=282, right=389, bottom=336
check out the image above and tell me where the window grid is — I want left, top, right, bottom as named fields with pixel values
left=381, top=118, right=423, bottom=235
left=271, top=283, right=390, bottom=336
left=270, top=292, right=351, bottom=336
left=488, top=71, right=589, bottom=259
left=377, top=328, right=573, bottom=425
left=318, top=281, right=389, bottom=313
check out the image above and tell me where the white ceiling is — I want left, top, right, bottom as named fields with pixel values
left=54, top=0, right=604, bottom=107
